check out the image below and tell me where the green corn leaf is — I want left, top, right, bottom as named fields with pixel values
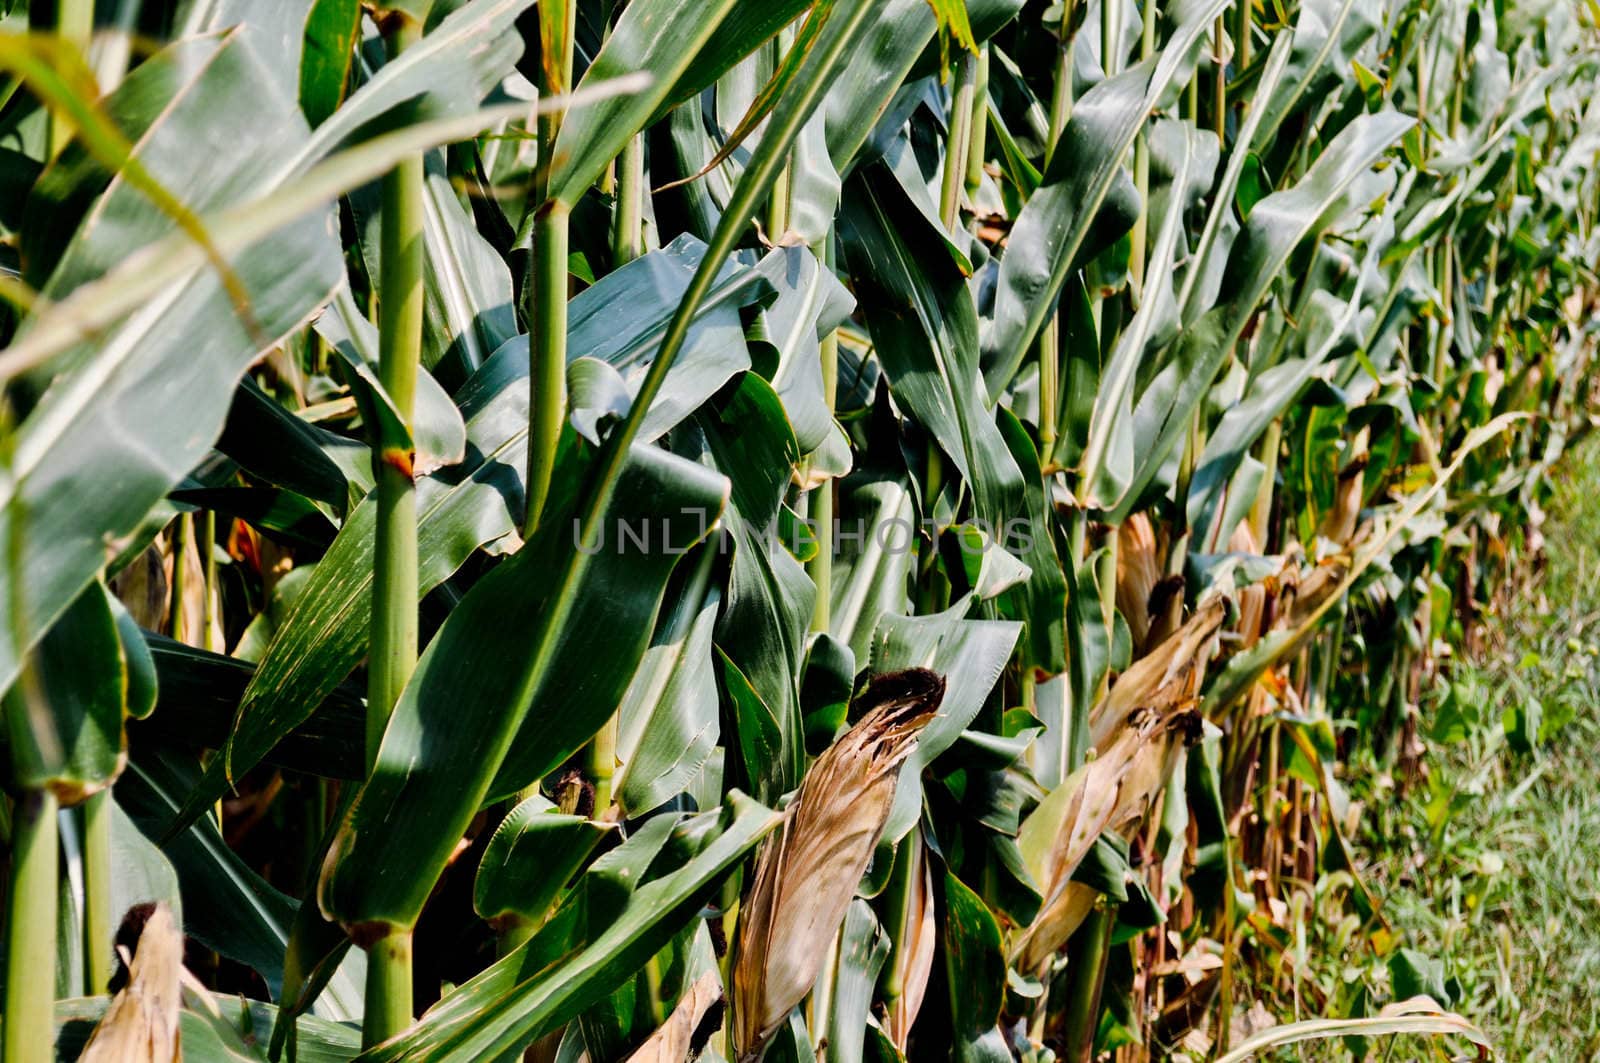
left=1079, top=118, right=1216, bottom=506
left=0, top=28, right=343, bottom=697
left=299, top=0, right=361, bottom=127
left=829, top=477, right=917, bottom=662
left=216, top=378, right=370, bottom=514
left=1183, top=229, right=1389, bottom=545
left=1250, top=0, right=1385, bottom=164
left=364, top=793, right=780, bottom=1061
left=176, top=0, right=318, bottom=101
left=116, top=748, right=366, bottom=1018
left=473, top=794, right=615, bottom=926
left=691, top=374, right=814, bottom=803
left=938, top=866, right=1008, bottom=1055
left=168, top=239, right=774, bottom=832
left=823, top=900, right=892, bottom=1063
left=996, top=407, right=1067, bottom=675
left=318, top=444, right=729, bottom=932
left=869, top=605, right=1020, bottom=843
left=546, top=0, right=747, bottom=209
left=295, top=0, right=535, bottom=163
left=313, top=283, right=469, bottom=476
left=753, top=244, right=856, bottom=454
left=4, top=580, right=126, bottom=802
left=1109, top=109, right=1414, bottom=521
left=613, top=551, right=722, bottom=817
left=979, top=0, right=1228, bottom=396
left=141, top=634, right=365, bottom=782
left=838, top=160, right=1024, bottom=532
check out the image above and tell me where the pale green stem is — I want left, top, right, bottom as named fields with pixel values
left=766, top=162, right=791, bottom=240
left=1063, top=509, right=1091, bottom=775
left=1097, top=532, right=1119, bottom=637
left=642, top=946, right=669, bottom=1027
left=1129, top=0, right=1158, bottom=292
left=1046, top=35, right=1076, bottom=170
left=362, top=934, right=414, bottom=1051
left=199, top=509, right=218, bottom=652
left=1482, top=217, right=1501, bottom=310
left=1102, top=0, right=1121, bottom=77
left=525, top=202, right=570, bottom=532
left=611, top=133, right=645, bottom=267
left=364, top=17, right=425, bottom=1048
left=81, top=789, right=114, bottom=993
left=58, top=0, right=94, bottom=50
left=1248, top=419, right=1281, bottom=548
left=807, top=418, right=835, bottom=635
left=525, top=0, right=578, bottom=534
left=1038, top=320, right=1061, bottom=460
left=1235, top=0, right=1252, bottom=88
left=1158, top=410, right=1205, bottom=636
left=1212, top=15, right=1227, bottom=140
left=765, top=37, right=792, bottom=241
left=925, top=54, right=966, bottom=592
left=939, top=51, right=978, bottom=232
left=578, top=189, right=615, bottom=805
left=808, top=235, right=838, bottom=635
left=369, top=25, right=424, bottom=767
left=36, top=0, right=93, bottom=158
left=879, top=835, right=917, bottom=1011
left=167, top=512, right=190, bottom=641
left=810, top=928, right=842, bottom=1054
left=1431, top=240, right=1453, bottom=379
left=4, top=789, right=58, bottom=1063
left=585, top=716, right=616, bottom=812
left=964, top=46, right=990, bottom=199
left=1216, top=838, right=1240, bottom=1052
left=1060, top=901, right=1116, bottom=1063
left=1039, top=36, right=1075, bottom=458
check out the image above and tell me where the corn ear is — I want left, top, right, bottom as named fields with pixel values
left=731, top=668, right=945, bottom=1061
left=81, top=903, right=184, bottom=1063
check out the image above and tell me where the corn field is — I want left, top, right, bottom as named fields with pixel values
left=0, top=0, right=1596, bottom=1058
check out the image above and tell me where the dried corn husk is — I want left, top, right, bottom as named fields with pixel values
left=1318, top=450, right=1369, bottom=545
left=81, top=902, right=184, bottom=1063
left=731, top=669, right=945, bottom=1062
left=109, top=541, right=169, bottom=632
left=1117, top=514, right=1163, bottom=647
left=1226, top=522, right=1271, bottom=651
left=625, top=971, right=723, bottom=1063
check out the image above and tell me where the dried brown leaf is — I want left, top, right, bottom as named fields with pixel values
left=1090, top=596, right=1226, bottom=749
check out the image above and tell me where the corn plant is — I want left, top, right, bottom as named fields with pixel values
left=0, top=0, right=1595, bottom=1060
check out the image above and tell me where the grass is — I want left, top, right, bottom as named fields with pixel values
left=1352, top=438, right=1600, bottom=1060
